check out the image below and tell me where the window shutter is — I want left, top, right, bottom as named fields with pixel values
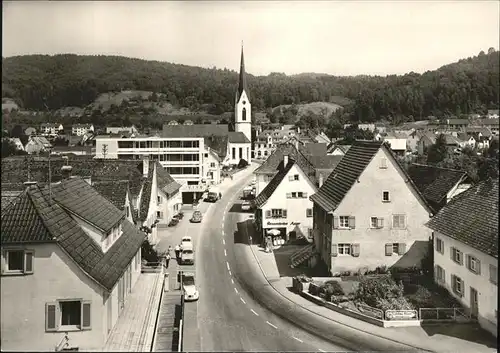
left=434, top=265, right=438, bottom=281
left=45, top=302, right=58, bottom=332
left=24, top=251, right=34, bottom=274
left=476, top=259, right=481, bottom=275
left=352, top=244, right=360, bottom=257
left=303, top=192, right=308, bottom=198
left=81, top=301, right=92, bottom=330
left=377, top=218, right=384, bottom=228
left=333, top=216, right=339, bottom=229
left=265, top=210, right=271, bottom=218
left=398, top=243, right=406, bottom=255
left=442, top=268, right=446, bottom=283
left=332, top=244, right=338, bottom=257
left=450, top=247, right=455, bottom=261
left=286, top=193, right=291, bottom=199
left=385, top=244, right=392, bottom=256
left=283, top=209, right=287, bottom=218
left=288, top=175, right=294, bottom=181
left=459, top=252, right=464, bottom=266
left=348, top=216, right=356, bottom=229
left=460, top=279, right=465, bottom=297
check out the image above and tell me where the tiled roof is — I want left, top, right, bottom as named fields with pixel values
left=51, top=178, right=124, bottom=232
left=327, top=144, right=351, bottom=154
left=1, top=157, right=146, bottom=198
left=161, top=124, right=229, bottom=137
left=1, top=179, right=145, bottom=290
left=254, top=160, right=295, bottom=208
left=1, top=190, right=24, bottom=214
left=407, top=164, right=468, bottom=207
left=299, top=143, right=327, bottom=156
left=204, top=135, right=228, bottom=159
left=228, top=131, right=250, bottom=143
left=307, top=155, right=343, bottom=170
left=311, top=140, right=431, bottom=213
left=92, top=180, right=129, bottom=211
left=426, top=179, right=498, bottom=258
left=254, top=143, right=316, bottom=183
left=138, top=165, right=154, bottom=223
left=155, top=161, right=182, bottom=195
left=465, top=127, right=493, bottom=137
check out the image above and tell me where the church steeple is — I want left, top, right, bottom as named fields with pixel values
left=237, top=42, right=248, bottom=101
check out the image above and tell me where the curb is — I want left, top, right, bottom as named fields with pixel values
left=246, top=233, right=435, bottom=353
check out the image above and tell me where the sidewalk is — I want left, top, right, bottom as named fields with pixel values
left=247, top=230, right=497, bottom=353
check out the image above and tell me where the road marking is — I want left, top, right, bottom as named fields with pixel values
left=266, top=321, right=277, bottom=329
left=221, top=221, right=224, bottom=228
left=240, top=297, right=246, bottom=304
left=224, top=249, right=227, bottom=257
left=222, top=238, right=225, bottom=245
left=226, top=261, right=230, bottom=271
left=250, top=309, right=259, bottom=316
left=231, top=278, right=234, bottom=284
left=292, top=336, right=303, bottom=343
left=228, top=270, right=232, bottom=276
left=318, top=349, right=326, bottom=352
left=222, top=230, right=224, bottom=237
left=234, top=287, right=239, bottom=294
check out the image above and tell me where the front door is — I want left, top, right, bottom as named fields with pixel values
left=470, top=287, right=479, bottom=318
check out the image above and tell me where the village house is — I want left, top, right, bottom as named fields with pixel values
left=465, top=126, right=493, bottom=139
left=407, top=164, right=470, bottom=212
left=254, top=153, right=318, bottom=244
left=327, top=144, right=351, bottom=156
left=487, top=109, right=499, bottom=119
left=476, top=118, right=499, bottom=135
left=344, top=123, right=376, bottom=132
left=4, top=137, right=25, bottom=151
left=25, top=136, right=52, bottom=154
left=105, top=125, right=139, bottom=135
left=426, top=179, right=498, bottom=338
left=310, top=140, right=433, bottom=275
left=72, top=123, right=94, bottom=136
left=40, top=123, right=64, bottom=136
left=51, top=145, right=93, bottom=156
left=253, top=125, right=301, bottom=159
left=445, top=118, right=470, bottom=130
left=383, top=132, right=408, bottom=155
left=1, top=178, right=144, bottom=351
left=457, top=133, right=477, bottom=150
left=24, top=127, right=37, bottom=136
left=417, top=132, right=460, bottom=156
left=93, top=180, right=136, bottom=224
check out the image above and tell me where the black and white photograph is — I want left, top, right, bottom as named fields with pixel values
left=1, top=1, right=499, bottom=352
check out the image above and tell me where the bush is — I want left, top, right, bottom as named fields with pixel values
left=375, top=297, right=414, bottom=311
left=308, top=282, right=322, bottom=296
left=355, top=275, right=405, bottom=309
left=296, top=274, right=313, bottom=283
left=330, top=294, right=354, bottom=304
left=237, top=159, right=249, bottom=169
left=321, top=280, right=345, bottom=296
left=141, top=239, right=160, bottom=264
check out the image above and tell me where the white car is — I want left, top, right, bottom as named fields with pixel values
left=241, top=201, right=251, bottom=211
left=181, top=236, right=193, bottom=249
left=182, top=272, right=199, bottom=302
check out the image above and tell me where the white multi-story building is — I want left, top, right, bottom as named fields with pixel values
left=40, top=123, right=63, bottom=136
left=72, top=123, right=94, bottom=136
left=426, top=179, right=498, bottom=337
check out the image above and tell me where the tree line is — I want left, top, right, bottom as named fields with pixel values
left=2, top=49, right=498, bottom=124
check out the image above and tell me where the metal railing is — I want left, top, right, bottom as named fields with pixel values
left=419, top=307, right=474, bottom=322
left=141, top=261, right=166, bottom=274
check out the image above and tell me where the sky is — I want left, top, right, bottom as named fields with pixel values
left=2, top=1, right=499, bottom=77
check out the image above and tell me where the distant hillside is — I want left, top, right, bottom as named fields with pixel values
left=272, top=101, right=343, bottom=120
left=2, top=49, right=499, bottom=124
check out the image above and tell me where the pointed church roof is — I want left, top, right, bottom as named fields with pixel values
left=237, top=44, right=249, bottom=101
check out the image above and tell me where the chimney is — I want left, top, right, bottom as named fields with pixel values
left=283, top=153, right=289, bottom=166
left=83, top=176, right=92, bottom=185
left=142, top=157, right=149, bottom=177
left=319, top=174, right=324, bottom=187
left=61, top=165, right=73, bottom=179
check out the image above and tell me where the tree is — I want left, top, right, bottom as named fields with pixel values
left=10, top=124, right=28, bottom=146
left=426, top=134, right=448, bottom=164
left=1, top=139, right=20, bottom=157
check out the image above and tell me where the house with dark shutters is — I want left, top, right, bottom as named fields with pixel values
left=1, top=178, right=144, bottom=351
left=426, top=179, right=498, bottom=337
left=310, top=140, right=433, bottom=275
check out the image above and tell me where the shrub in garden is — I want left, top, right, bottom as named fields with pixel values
left=237, top=159, right=249, bottom=169
left=321, top=280, right=345, bottom=297
left=375, top=297, right=414, bottom=311
left=308, top=282, right=322, bottom=296
left=355, top=275, right=405, bottom=309
left=141, top=239, right=160, bottom=264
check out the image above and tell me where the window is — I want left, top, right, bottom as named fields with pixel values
left=385, top=243, right=406, bottom=256
left=451, top=275, right=464, bottom=296
left=338, top=244, right=351, bottom=255
left=46, top=300, right=91, bottom=332
left=242, top=107, right=247, bottom=121
left=490, top=265, right=498, bottom=285
left=2, top=250, right=34, bottom=275
left=392, top=214, right=406, bottom=229
left=291, top=192, right=297, bottom=198
left=157, top=211, right=163, bottom=219
left=451, top=247, right=463, bottom=265
left=289, top=174, right=299, bottom=181
left=232, top=148, right=236, bottom=160
left=306, top=208, right=313, bottom=217
left=265, top=209, right=287, bottom=218
left=435, top=238, right=444, bottom=254
left=157, top=196, right=162, bottom=204
left=466, top=255, right=481, bottom=274
left=382, top=191, right=390, bottom=202
left=298, top=192, right=307, bottom=198
left=125, top=206, right=130, bottom=218
left=435, top=265, right=445, bottom=283
left=370, top=217, right=384, bottom=229
left=205, top=153, right=209, bottom=158
left=339, top=216, right=349, bottom=228
left=380, top=158, right=388, bottom=169
left=210, top=162, right=216, bottom=168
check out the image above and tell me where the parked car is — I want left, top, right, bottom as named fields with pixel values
left=181, top=236, right=193, bottom=249
left=191, top=210, right=203, bottom=223
left=174, top=211, right=184, bottom=220
left=241, top=201, right=252, bottom=211
left=168, top=218, right=179, bottom=227
left=206, top=192, right=219, bottom=202
left=181, top=249, right=194, bottom=265
left=182, top=272, right=199, bottom=302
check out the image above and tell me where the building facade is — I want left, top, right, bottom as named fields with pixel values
left=72, top=124, right=94, bottom=136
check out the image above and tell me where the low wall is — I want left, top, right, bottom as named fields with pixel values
left=299, top=290, right=422, bottom=328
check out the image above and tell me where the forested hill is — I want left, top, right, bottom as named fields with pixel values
left=2, top=49, right=499, bottom=123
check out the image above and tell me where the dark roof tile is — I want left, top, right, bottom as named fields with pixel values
left=299, top=143, right=327, bottom=156
left=426, top=179, right=498, bottom=258
left=254, top=161, right=295, bottom=208
left=228, top=131, right=250, bottom=143
left=92, top=180, right=129, bottom=210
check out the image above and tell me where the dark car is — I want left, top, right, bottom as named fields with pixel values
left=206, top=192, right=219, bottom=202
left=190, top=210, right=203, bottom=223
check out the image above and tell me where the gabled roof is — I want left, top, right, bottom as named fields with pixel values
left=426, top=179, right=498, bottom=258
left=254, top=160, right=295, bottom=208
left=407, top=164, right=468, bottom=208
left=311, top=140, right=431, bottom=213
left=254, top=143, right=316, bottom=183
left=204, top=135, right=228, bottom=159
left=155, top=161, right=182, bottom=196
left=161, top=124, right=229, bottom=137
left=465, top=127, right=493, bottom=137
left=307, top=155, right=343, bottom=170
left=1, top=178, right=145, bottom=290
left=327, top=144, right=351, bottom=154
left=228, top=131, right=250, bottom=143
left=299, top=143, right=327, bottom=156
left=92, top=180, right=129, bottom=211
left=236, top=45, right=249, bottom=102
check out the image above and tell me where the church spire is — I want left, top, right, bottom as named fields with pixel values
left=237, top=42, right=248, bottom=100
